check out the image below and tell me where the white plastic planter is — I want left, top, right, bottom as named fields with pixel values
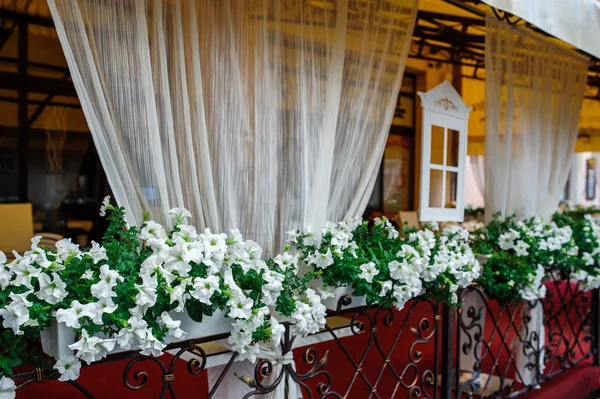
left=40, top=310, right=233, bottom=359
left=167, top=309, right=232, bottom=342
left=322, top=286, right=367, bottom=311
left=41, top=320, right=77, bottom=360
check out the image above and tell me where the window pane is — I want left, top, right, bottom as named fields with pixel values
left=447, top=129, right=460, bottom=167
left=445, top=171, right=458, bottom=208
left=429, top=169, right=443, bottom=208
left=431, top=125, right=445, bottom=165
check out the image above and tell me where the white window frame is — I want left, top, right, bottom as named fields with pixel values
left=418, top=81, right=471, bottom=222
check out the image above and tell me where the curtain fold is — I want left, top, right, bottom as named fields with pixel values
left=48, top=0, right=418, bottom=396
left=484, top=17, right=588, bottom=387
left=469, top=155, right=485, bottom=198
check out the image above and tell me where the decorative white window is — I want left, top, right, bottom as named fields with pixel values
left=418, top=81, right=471, bottom=222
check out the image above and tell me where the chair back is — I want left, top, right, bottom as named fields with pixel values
left=0, top=203, right=34, bottom=254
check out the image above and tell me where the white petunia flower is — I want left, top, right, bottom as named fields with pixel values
left=309, top=249, right=334, bottom=269
left=56, top=300, right=96, bottom=329
left=272, top=252, right=298, bottom=273
left=134, top=273, right=158, bottom=310
left=139, top=331, right=166, bottom=357
left=99, top=195, right=111, bottom=217
left=139, top=220, right=167, bottom=241
left=269, top=317, right=286, bottom=347
left=88, top=241, right=108, bottom=264
left=0, top=376, right=15, bottom=399
left=53, top=355, right=82, bottom=381
left=169, top=207, right=192, bottom=225
left=358, top=262, right=379, bottom=283
left=11, top=258, right=40, bottom=289
left=160, top=312, right=187, bottom=340
left=191, top=275, right=220, bottom=305
left=69, top=330, right=104, bottom=364
left=380, top=280, right=393, bottom=296
left=514, top=240, right=530, bottom=257
left=90, top=264, right=123, bottom=299
left=36, top=272, right=68, bottom=305
left=92, top=298, right=118, bottom=325
left=81, top=270, right=94, bottom=280
left=498, top=232, right=515, bottom=250
left=228, top=295, right=254, bottom=320
left=169, top=280, right=190, bottom=312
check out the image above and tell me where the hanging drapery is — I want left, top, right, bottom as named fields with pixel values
left=48, top=0, right=418, bottom=397
left=484, top=17, right=588, bottom=223
left=484, top=16, right=588, bottom=387
left=48, top=0, right=418, bottom=256
left=469, top=155, right=485, bottom=198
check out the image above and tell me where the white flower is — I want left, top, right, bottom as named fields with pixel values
left=164, top=241, right=202, bottom=277
left=0, top=292, right=32, bottom=335
left=0, top=251, right=5, bottom=265
left=388, top=259, right=408, bottom=281
left=99, top=195, right=110, bottom=217
left=191, top=275, right=220, bottom=305
left=269, top=317, right=285, bottom=347
left=169, top=207, right=192, bottom=225
left=88, top=241, right=107, bottom=264
left=36, top=272, right=68, bottom=305
left=90, top=265, right=123, bottom=299
left=160, top=312, right=187, bottom=340
left=273, top=252, right=298, bottom=272
left=228, top=322, right=253, bottom=350
left=55, top=239, right=81, bottom=262
left=81, top=270, right=94, bottom=280
left=0, top=261, right=12, bottom=290
left=583, top=252, right=595, bottom=266
left=54, top=356, right=82, bottom=381
left=498, top=232, right=515, bottom=250
left=514, top=240, right=530, bottom=257
left=140, top=331, right=166, bottom=357
left=228, top=295, right=254, bottom=320
left=92, top=298, right=118, bottom=325
left=11, top=258, right=40, bottom=289
left=309, top=249, right=334, bottom=269
left=0, top=376, right=15, bottom=399
left=135, top=273, right=158, bottom=309
left=172, top=224, right=198, bottom=244
left=69, top=330, right=116, bottom=364
left=237, top=342, right=261, bottom=363
left=358, top=262, right=379, bottom=283
left=169, top=281, right=190, bottom=312
left=140, top=220, right=167, bottom=241
left=380, top=280, right=393, bottom=296
left=56, top=300, right=96, bottom=329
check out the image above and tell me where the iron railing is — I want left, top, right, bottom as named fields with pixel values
left=12, top=281, right=599, bottom=399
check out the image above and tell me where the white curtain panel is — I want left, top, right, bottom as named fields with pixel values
left=469, top=155, right=485, bottom=198
left=484, top=17, right=588, bottom=223
left=48, top=0, right=418, bottom=397
left=484, top=17, right=588, bottom=387
left=47, top=0, right=418, bottom=257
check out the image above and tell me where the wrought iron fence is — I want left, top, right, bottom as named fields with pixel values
left=11, top=285, right=599, bottom=399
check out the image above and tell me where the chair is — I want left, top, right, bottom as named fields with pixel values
left=0, top=203, right=34, bottom=254
left=396, top=211, right=421, bottom=230
left=36, top=232, right=64, bottom=251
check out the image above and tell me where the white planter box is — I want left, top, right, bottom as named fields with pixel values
left=167, top=309, right=232, bottom=342
left=40, top=310, right=232, bottom=359
left=41, top=320, right=77, bottom=360
left=322, top=286, right=367, bottom=311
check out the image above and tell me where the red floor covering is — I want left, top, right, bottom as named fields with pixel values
left=17, top=282, right=600, bottom=398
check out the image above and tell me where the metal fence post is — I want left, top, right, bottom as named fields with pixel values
left=593, top=288, right=600, bottom=366
left=441, top=302, right=455, bottom=399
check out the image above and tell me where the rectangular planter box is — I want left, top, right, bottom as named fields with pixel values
left=322, top=286, right=367, bottom=311
left=41, top=310, right=232, bottom=359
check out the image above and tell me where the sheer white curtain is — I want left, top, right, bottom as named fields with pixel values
left=48, top=0, right=418, bottom=396
left=485, top=18, right=588, bottom=223
left=469, top=155, right=485, bottom=198
left=484, top=17, right=588, bottom=386
left=48, top=0, right=418, bottom=257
